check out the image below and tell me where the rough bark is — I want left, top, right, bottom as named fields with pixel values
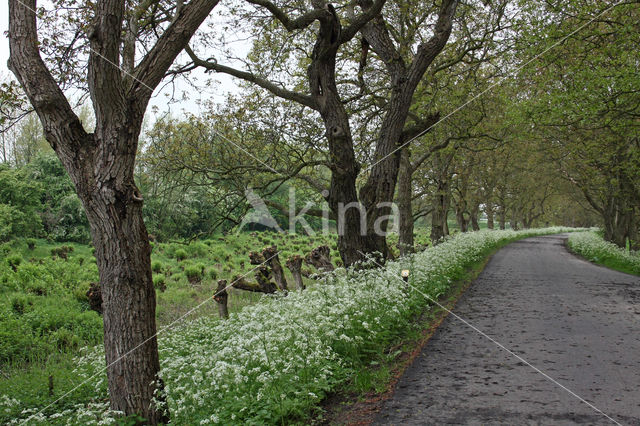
left=214, top=280, right=229, bottom=319
left=305, top=3, right=381, bottom=266
left=305, top=245, right=335, bottom=272
left=397, top=147, right=414, bottom=255
left=498, top=204, right=507, bottom=230
left=357, top=0, right=458, bottom=259
left=430, top=177, right=451, bottom=244
left=232, top=275, right=277, bottom=294
left=7, top=0, right=217, bottom=422
left=486, top=205, right=495, bottom=230
left=285, top=255, right=306, bottom=290
left=470, top=202, right=480, bottom=231
left=262, top=246, right=288, bottom=291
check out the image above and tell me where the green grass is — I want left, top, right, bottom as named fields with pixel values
left=567, top=230, right=640, bottom=276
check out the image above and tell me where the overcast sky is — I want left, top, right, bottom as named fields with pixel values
left=1, top=2, right=242, bottom=121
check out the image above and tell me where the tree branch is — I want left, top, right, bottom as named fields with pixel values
left=185, top=46, right=317, bottom=110
left=132, top=0, right=220, bottom=107
left=407, top=0, right=459, bottom=88
left=246, top=0, right=326, bottom=31
left=7, top=0, right=88, bottom=160
left=340, top=0, right=387, bottom=43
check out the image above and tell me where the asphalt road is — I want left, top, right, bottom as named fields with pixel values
left=374, top=234, right=640, bottom=425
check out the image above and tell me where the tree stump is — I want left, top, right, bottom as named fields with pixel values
left=214, top=280, right=229, bottom=319
left=231, top=275, right=277, bottom=294
left=286, top=255, right=305, bottom=290
left=86, top=282, right=102, bottom=314
left=262, top=246, right=288, bottom=291
left=305, top=245, right=335, bottom=272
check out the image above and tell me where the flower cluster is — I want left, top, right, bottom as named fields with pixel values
left=568, top=230, right=640, bottom=274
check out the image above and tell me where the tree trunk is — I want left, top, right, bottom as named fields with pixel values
left=470, top=203, right=480, bottom=231
left=80, top=135, right=167, bottom=424
left=262, top=246, right=288, bottom=291
left=455, top=204, right=468, bottom=232
left=430, top=179, right=450, bottom=244
left=285, top=255, right=305, bottom=290
left=397, top=147, right=414, bottom=255
left=8, top=0, right=217, bottom=419
left=305, top=245, right=335, bottom=272
left=629, top=208, right=639, bottom=251
left=306, top=6, right=380, bottom=267
left=486, top=206, right=494, bottom=230
left=214, top=280, right=229, bottom=319
left=498, top=204, right=506, bottom=230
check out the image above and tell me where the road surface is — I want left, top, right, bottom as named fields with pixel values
left=374, top=234, right=640, bottom=425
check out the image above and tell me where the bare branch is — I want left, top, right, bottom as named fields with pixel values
left=185, top=46, right=317, bottom=110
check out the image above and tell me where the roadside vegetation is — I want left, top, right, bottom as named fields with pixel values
left=2, top=227, right=578, bottom=424
left=1, top=0, right=636, bottom=422
left=568, top=231, right=640, bottom=276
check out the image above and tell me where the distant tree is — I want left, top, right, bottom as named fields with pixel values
left=515, top=0, right=640, bottom=248
left=183, top=0, right=465, bottom=265
left=0, top=164, right=43, bottom=242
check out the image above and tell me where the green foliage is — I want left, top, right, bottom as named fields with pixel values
left=207, top=268, right=218, bottom=280
left=51, top=245, right=74, bottom=260
left=0, top=165, right=43, bottom=242
left=153, top=274, right=166, bottom=291
left=151, top=260, right=163, bottom=273
left=0, top=295, right=102, bottom=365
left=184, top=264, right=204, bottom=284
left=26, top=238, right=37, bottom=250
left=174, top=249, right=188, bottom=261
left=568, top=231, right=640, bottom=276
left=5, top=254, right=22, bottom=271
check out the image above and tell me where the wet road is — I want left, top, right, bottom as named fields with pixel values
left=374, top=234, right=640, bottom=425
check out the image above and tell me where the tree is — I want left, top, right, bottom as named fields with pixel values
left=184, top=0, right=461, bottom=265
left=8, top=0, right=219, bottom=421
left=0, top=163, right=43, bottom=242
left=513, top=0, right=640, bottom=248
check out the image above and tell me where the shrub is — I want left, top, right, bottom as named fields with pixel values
left=184, top=265, right=204, bottom=284
left=6, top=254, right=22, bottom=271
left=151, top=260, right=164, bottom=273
left=208, top=268, right=218, bottom=280
left=568, top=231, right=640, bottom=275
left=153, top=274, right=167, bottom=292
left=10, top=294, right=33, bottom=315
left=26, top=238, right=37, bottom=250
left=51, top=245, right=74, bottom=260
left=175, top=249, right=188, bottom=261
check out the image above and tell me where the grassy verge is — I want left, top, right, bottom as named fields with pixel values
left=314, top=234, right=535, bottom=424
left=3, top=228, right=579, bottom=425
left=567, top=231, right=640, bottom=276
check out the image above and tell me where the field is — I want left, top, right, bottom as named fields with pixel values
left=0, top=227, right=578, bottom=424
left=0, top=229, right=434, bottom=422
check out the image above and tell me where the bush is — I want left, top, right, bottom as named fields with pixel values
left=208, top=268, right=218, bottom=280
left=151, top=260, right=164, bottom=273
left=10, top=294, right=34, bottom=315
left=26, top=238, right=37, bottom=250
left=153, top=274, right=167, bottom=292
left=0, top=297, right=103, bottom=365
left=51, top=245, right=74, bottom=260
left=174, top=249, right=188, bottom=261
left=184, top=265, right=204, bottom=284
left=6, top=254, right=22, bottom=271
left=568, top=231, right=640, bottom=275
